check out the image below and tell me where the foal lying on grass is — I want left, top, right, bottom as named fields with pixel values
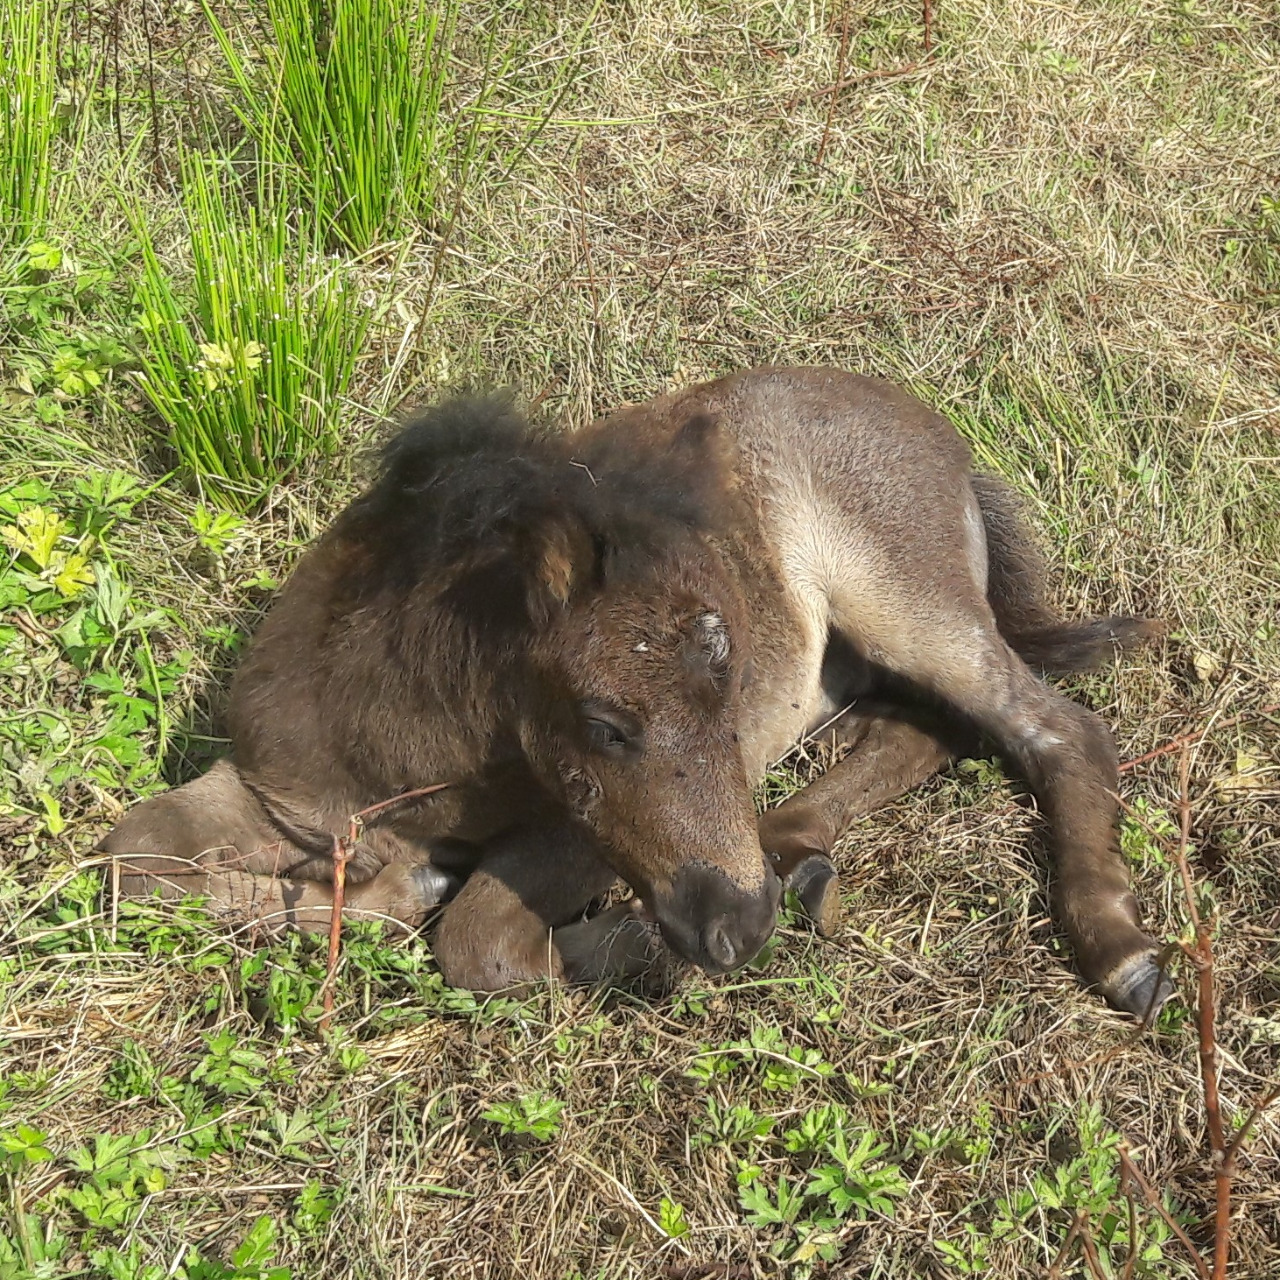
left=100, top=366, right=1170, bottom=1018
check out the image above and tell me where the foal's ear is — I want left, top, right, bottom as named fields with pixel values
left=671, top=410, right=735, bottom=492
left=529, top=512, right=597, bottom=617
left=446, top=511, right=597, bottom=636
left=672, top=410, right=720, bottom=453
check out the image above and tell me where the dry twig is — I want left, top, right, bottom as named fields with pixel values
left=1118, top=702, right=1279, bottom=773
left=319, top=783, right=450, bottom=1030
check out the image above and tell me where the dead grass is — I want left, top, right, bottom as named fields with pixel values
left=2, top=0, right=1280, bottom=1277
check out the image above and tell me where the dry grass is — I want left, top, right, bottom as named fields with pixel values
left=2, top=0, right=1280, bottom=1277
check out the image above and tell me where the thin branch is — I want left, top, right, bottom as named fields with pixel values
left=1174, top=748, right=1229, bottom=1280
left=792, top=62, right=923, bottom=106
left=318, top=783, right=450, bottom=1031
left=321, top=832, right=351, bottom=1031
left=1222, top=1083, right=1280, bottom=1169
left=814, top=3, right=852, bottom=168
left=1119, top=1147, right=1211, bottom=1280
left=1175, top=748, right=1202, bottom=930
left=1121, top=1173, right=1139, bottom=1280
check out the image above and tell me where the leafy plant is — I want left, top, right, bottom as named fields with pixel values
left=687, top=1023, right=833, bottom=1091
left=695, top=1097, right=774, bottom=1148
left=991, top=1104, right=1178, bottom=1273
left=191, top=1030, right=274, bottom=1098
left=658, top=1197, right=689, bottom=1240
left=190, top=503, right=245, bottom=559
left=481, top=1091, right=566, bottom=1142
left=292, top=1180, right=337, bottom=1237
left=130, top=152, right=370, bottom=509
left=63, top=1130, right=176, bottom=1231
left=803, top=1128, right=909, bottom=1220
left=735, top=1107, right=909, bottom=1265
left=92, top=1214, right=292, bottom=1280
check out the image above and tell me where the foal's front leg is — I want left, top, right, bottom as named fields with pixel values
left=101, top=759, right=456, bottom=935
left=759, top=709, right=953, bottom=935
left=430, top=821, right=674, bottom=992
left=114, top=854, right=454, bottom=936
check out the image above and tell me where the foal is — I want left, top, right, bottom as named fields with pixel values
left=100, top=367, right=1169, bottom=1017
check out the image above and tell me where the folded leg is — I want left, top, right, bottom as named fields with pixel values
left=759, top=707, right=953, bottom=935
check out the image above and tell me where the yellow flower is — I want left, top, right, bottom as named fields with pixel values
left=195, top=338, right=266, bottom=391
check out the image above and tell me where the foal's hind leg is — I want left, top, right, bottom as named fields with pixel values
left=830, top=606, right=1170, bottom=1019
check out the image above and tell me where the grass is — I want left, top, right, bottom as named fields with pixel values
left=131, top=152, right=371, bottom=508
left=0, top=0, right=62, bottom=251
left=1, top=0, right=1279, bottom=1277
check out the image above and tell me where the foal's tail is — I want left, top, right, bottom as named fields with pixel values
left=971, top=474, right=1166, bottom=676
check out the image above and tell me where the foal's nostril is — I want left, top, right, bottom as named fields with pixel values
left=703, top=917, right=739, bottom=971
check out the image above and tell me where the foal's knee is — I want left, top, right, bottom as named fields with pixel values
left=433, top=889, right=563, bottom=993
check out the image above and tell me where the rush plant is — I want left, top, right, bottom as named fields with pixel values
left=0, top=0, right=61, bottom=250
left=206, top=0, right=471, bottom=254
left=130, top=154, right=370, bottom=508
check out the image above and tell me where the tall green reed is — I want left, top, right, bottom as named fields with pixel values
left=0, top=0, right=61, bottom=250
left=207, top=0, right=468, bottom=254
left=131, top=155, right=370, bottom=509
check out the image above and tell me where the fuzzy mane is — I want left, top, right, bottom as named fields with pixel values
left=334, top=395, right=728, bottom=610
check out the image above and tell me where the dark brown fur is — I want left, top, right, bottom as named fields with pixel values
left=99, top=367, right=1170, bottom=1017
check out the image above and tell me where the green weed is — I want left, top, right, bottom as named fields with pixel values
left=481, top=1091, right=566, bottom=1142
left=737, top=1106, right=909, bottom=1267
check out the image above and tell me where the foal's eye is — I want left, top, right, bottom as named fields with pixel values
left=585, top=717, right=630, bottom=754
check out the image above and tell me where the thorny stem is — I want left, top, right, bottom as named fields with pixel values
left=1174, top=748, right=1232, bottom=1279
left=1121, top=1177, right=1139, bottom=1280
left=1047, top=1213, right=1082, bottom=1279
left=1223, top=1084, right=1280, bottom=1169
left=1111, top=743, right=1277, bottom=1280
left=1078, top=1213, right=1108, bottom=1280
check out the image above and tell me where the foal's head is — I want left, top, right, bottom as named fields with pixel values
left=368, top=398, right=779, bottom=974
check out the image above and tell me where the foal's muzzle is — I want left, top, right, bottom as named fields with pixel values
left=651, top=859, right=781, bottom=974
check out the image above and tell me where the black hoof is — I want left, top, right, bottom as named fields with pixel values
left=784, top=854, right=841, bottom=938
left=1102, top=952, right=1176, bottom=1023
left=412, top=864, right=462, bottom=908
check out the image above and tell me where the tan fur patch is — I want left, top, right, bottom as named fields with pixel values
left=538, top=526, right=577, bottom=605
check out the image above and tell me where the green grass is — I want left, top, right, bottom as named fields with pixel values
left=0, top=0, right=62, bottom=251
left=131, top=153, right=371, bottom=508
left=2, top=0, right=1280, bottom=1277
